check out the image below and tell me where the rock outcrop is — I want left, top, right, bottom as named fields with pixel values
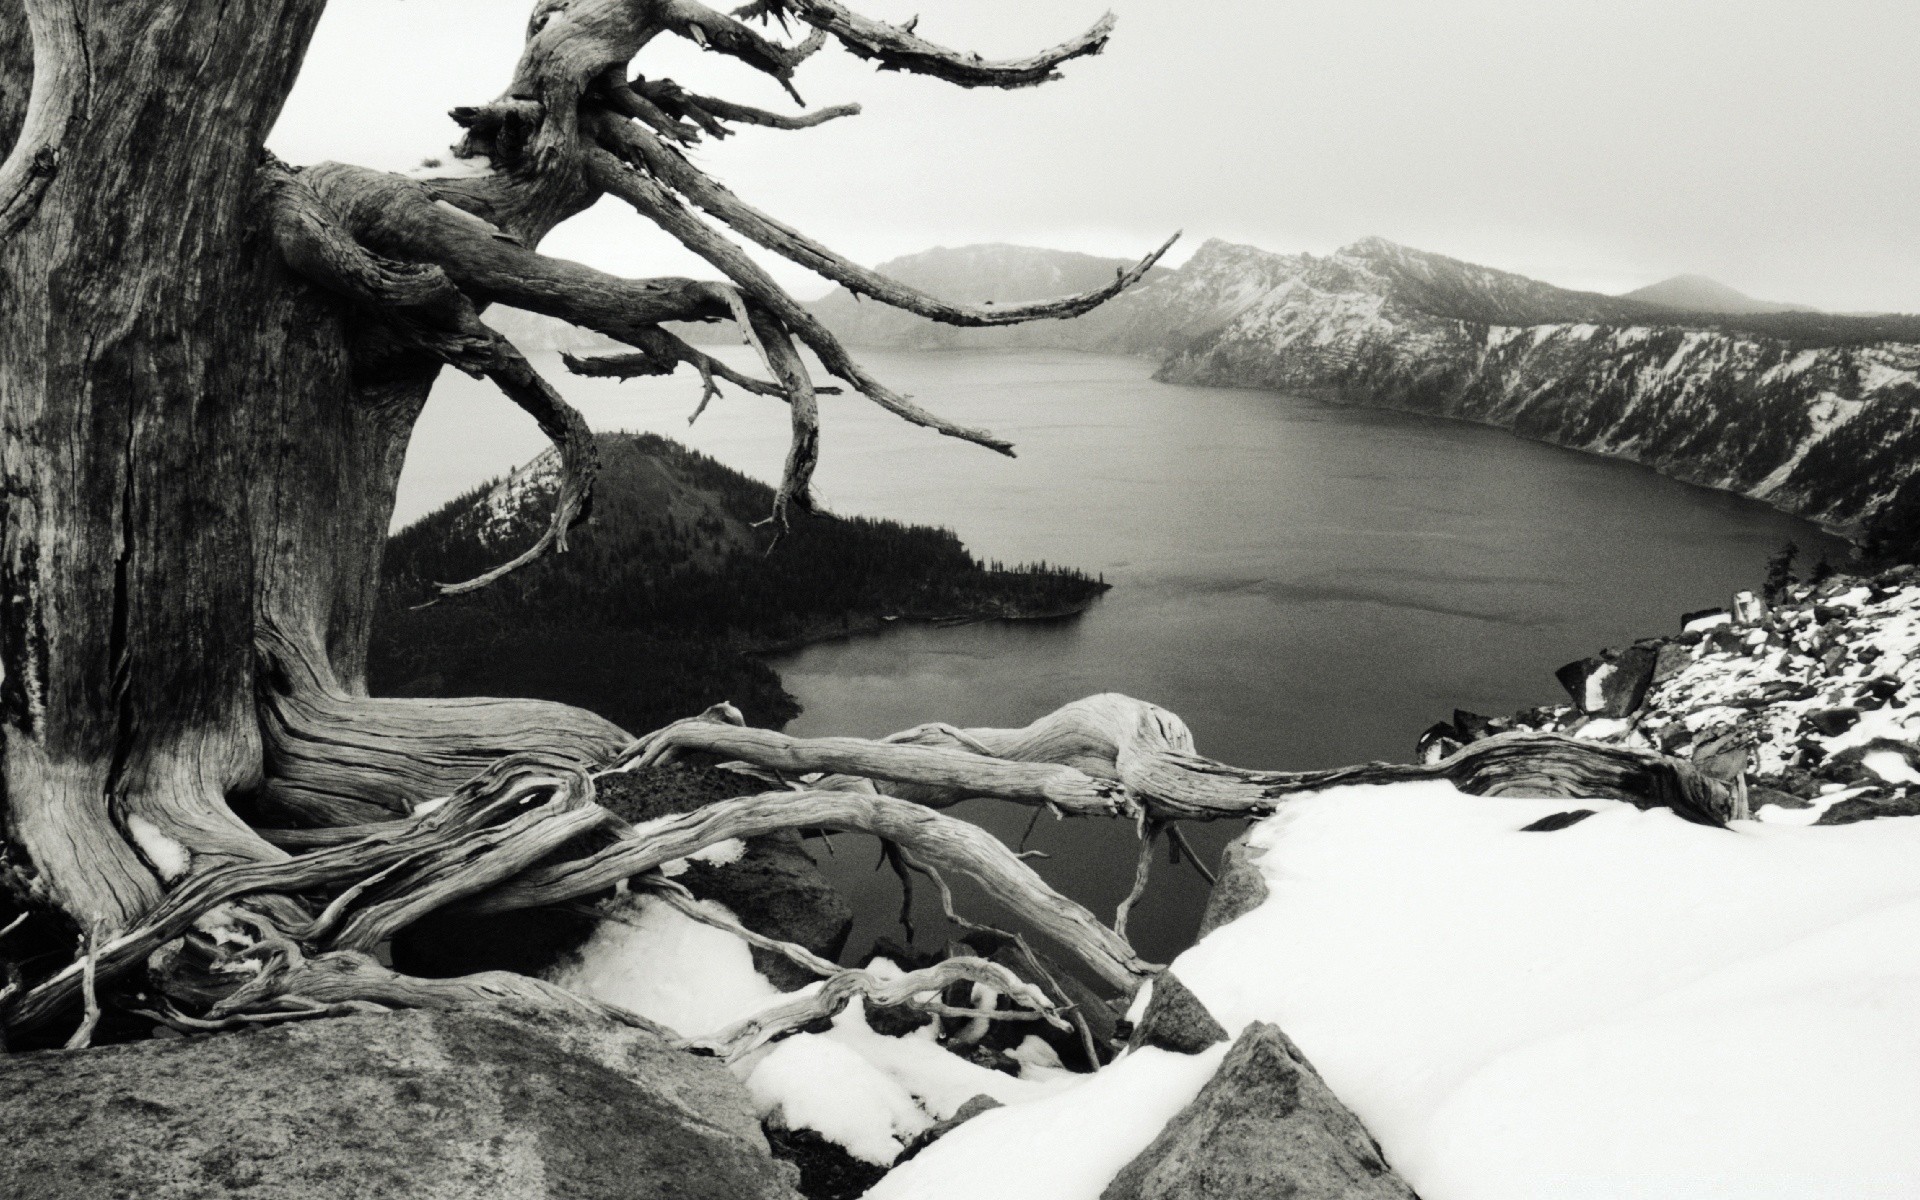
left=0, top=1004, right=801, bottom=1200
left=1438, top=565, right=1920, bottom=825
left=1102, top=1022, right=1418, bottom=1200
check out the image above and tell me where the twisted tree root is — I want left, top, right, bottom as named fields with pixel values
left=645, top=693, right=1744, bottom=826
left=681, top=957, right=1065, bottom=1062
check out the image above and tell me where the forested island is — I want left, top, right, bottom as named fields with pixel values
left=370, top=433, right=1109, bottom=732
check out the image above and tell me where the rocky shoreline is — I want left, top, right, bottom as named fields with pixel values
left=1421, top=563, right=1920, bottom=826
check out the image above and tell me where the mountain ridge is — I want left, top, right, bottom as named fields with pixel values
left=806, top=237, right=1920, bottom=552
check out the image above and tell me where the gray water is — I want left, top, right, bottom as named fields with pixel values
left=405, top=349, right=1849, bottom=965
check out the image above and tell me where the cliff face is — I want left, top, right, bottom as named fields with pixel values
left=810, top=238, right=1920, bottom=539
left=1138, top=238, right=1920, bottom=536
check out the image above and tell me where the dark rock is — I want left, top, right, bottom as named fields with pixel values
left=1415, top=722, right=1462, bottom=764
left=1196, top=826, right=1270, bottom=938
left=1690, top=730, right=1752, bottom=781
left=598, top=766, right=852, bottom=990
left=1652, top=641, right=1693, bottom=685
left=764, top=1125, right=888, bottom=1200
left=1748, top=786, right=1813, bottom=811
left=392, top=905, right=597, bottom=982
left=1127, top=971, right=1228, bottom=1056
left=1555, top=645, right=1657, bottom=718
left=0, top=1004, right=800, bottom=1200
left=1101, top=1022, right=1417, bottom=1200
left=1806, top=707, right=1862, bottom=737
left=1520, top=808, right=1596, bottom=832
left=984, top=942, right=1118, bottom=1070
left=893, top=1094, right=1004, bottom=1166
left=1818, top=788, right=1920, bottom=825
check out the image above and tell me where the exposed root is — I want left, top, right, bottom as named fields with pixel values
left=1112, top=823, right=1158, bottom=942
left=256, top=623, right=630, bottom=825
left=62, top=927, right=102, bottom=1051
left=619, top=713, right=1131, bottom=816
left=681, top=957, right=1065, bottom=1062
left=681, top=693, right=1744, bottom=826
left=467, top=786, right=1155, bottom=993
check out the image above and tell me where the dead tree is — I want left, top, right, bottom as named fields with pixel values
left=0, top=0, right=1731, bottom=1044
left=0, top=0, right=1185, bottom=1037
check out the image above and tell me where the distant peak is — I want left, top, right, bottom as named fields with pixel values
left=1621, top=274, right=1815, bottom=315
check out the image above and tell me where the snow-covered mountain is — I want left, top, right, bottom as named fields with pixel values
left=812, top=237, right=1920, bottom=543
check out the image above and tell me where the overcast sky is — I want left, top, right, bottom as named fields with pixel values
left=273, top=0, right=1920, bottom=312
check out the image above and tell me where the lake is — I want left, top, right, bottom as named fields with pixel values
left=404, top=348, right=1850, bottom=965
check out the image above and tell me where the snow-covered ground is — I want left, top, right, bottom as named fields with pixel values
left=562, top=781, right=1920, bottom=1199
left=877, top=784, right=1920, bottom=1199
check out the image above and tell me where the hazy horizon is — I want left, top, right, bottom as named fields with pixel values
left=273, top=0, right=1920, bottom=314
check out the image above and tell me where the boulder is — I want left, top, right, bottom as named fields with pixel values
left=1101, top=1022, right=1417, bottom=1200
left=1195, top=827, right=1271, bottom=939
left=1818, top=788, right=1920, bottom=826
left=1651, top=641, right=1693, bottom=686
left=1805, top=707, right=1862, bottom=737
left=1125, top=971, right=1228, bottom=1055
left=0, top=1004, right=801, bottom=1200
left=1555, top=644, right=1657, bottom=718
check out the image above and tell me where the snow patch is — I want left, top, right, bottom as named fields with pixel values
left=126, top=815, right=190, bottom=881
left=553, top=894, right=779, bottom=1038
left=881, top=783, right=1920, bottom=1199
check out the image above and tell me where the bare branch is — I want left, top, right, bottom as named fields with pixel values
left=620, top=718, right=1130, bottom=816
left=681, top=957, right=1065, bottom=1061
left=658, top=0, right=825, bottom=102
left=579, top=135, right=1015, bottom=455
left=466, top=786, right=1155, bottom=994
left=597, top=114, right=1175, bottom=326
left=1112, top=823, right=1157, bottom=941
left=631, top=76, right=861, bottom=136
left=766, top=2, right=1116, bottom=89
left=743, top=305, right=819, bottom=524
left=432, top=342, right=600, bottom=597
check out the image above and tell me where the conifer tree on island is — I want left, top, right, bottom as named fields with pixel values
left=0, top=0, right=1741, bottom=1049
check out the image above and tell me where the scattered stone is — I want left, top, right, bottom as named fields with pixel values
left=0, top=1005, right=801, bottom=1200
left=1806, top=707, right=1862, bottom=737
left=1555, top=645, right=1657, bottom=717
left=1652, top=641, right=1693, bottom=685
left=1416, top=721, right=1463, bottom=763
left=1818, top=789, right=1920, bottom=826
left=1101, top=1022, right=1417, bottom=1200
left=1127, top=971, right=1228, bottom=1055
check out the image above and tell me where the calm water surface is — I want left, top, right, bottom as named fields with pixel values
left=405, top=349, right=1849, bottom=964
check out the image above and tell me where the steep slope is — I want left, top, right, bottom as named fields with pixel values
left=1623, top=274, right=1814, bottom=315
left=370, top=433, right=1107, bottom=734
left=1053, top=238, right=1919, bottom=544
